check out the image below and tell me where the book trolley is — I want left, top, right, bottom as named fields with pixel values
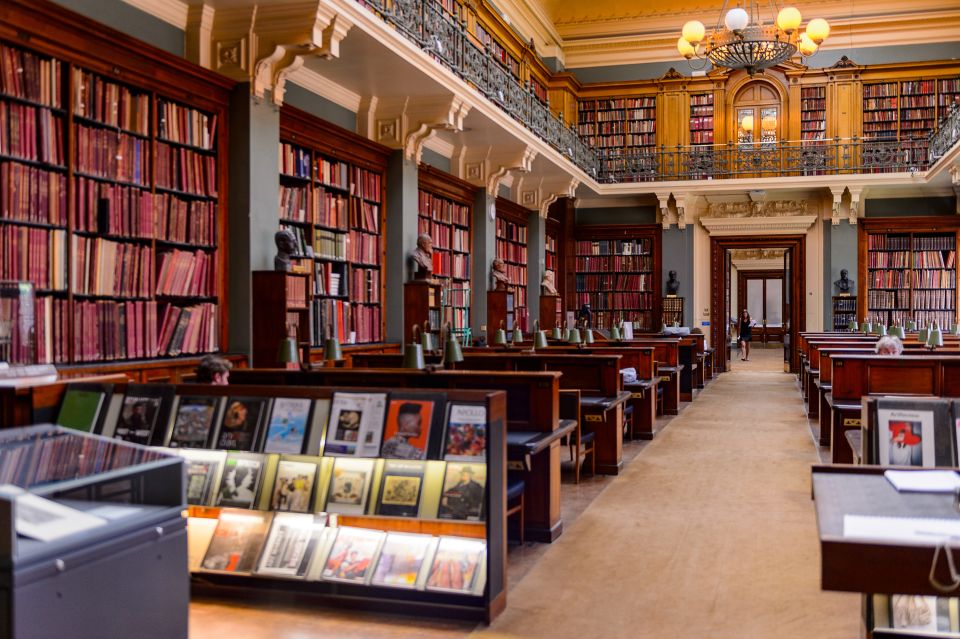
left=52, top=381, right=509, bottom=621
left=0, top=425, right=187, bottom=639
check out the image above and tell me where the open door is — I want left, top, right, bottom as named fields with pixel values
left=724, top=249, right=732, bottom=368
left=783, top=247, right=792, bottom=372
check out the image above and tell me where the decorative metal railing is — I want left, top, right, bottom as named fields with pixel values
left=354, top=0, right=960, bottom=184
left=595, top=137, right=941, bottom=183
left=357, top=0, right=600, bottom=177
left=929, top=104, right=960, bottom=163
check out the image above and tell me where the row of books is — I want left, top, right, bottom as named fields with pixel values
left=351, top=200, right=380, bottom=233
left=501, top=262, right=527, bottom=289
left=35, top=296, right=69, bottom=364
left=75, top=125, right=149, bottom=185
left=278, top=184, right=312, bottom=223
left=496, top=218, right=527, bottom=244
left=0, top=102, right=64, bottom=164
left=192, top=513, right=486, bottom=594
left=801, top=121, right=826, bottom=131
left=914, top=310, right=956, bottom=328
left=432, top=252, right=469, bottom=281
left=801, top=98, right=826, bottom=110
left=0, top=293, right=33, bottom=364
left=353, top=167, right=382, bottom=203
left=0, top=226, right=67, bottom=290
left=351, top=267, right=380, bottom=304
left=156, top=248, right=217, bottom=297
left=690, top=94, right=713, bottom=106
left=591, top=310, right=653, bottom=331
left=0, top=44, right=61, bottom=108
left=863, top=98, right=898, bottom=111
left=689, top=115, right=713, bottom=130
left=915, top=251, right=957, bottom=268
left=901, top=80, right=936, bottom=95
left=691, top=106, right=713, bottom=118
left=901, top=108, right=935, bottom=120
left=72, top=237, right=154, bottom=297
left=156, top=302, right=218, bottom=357
left=575, top=255, right=653, bottom=272
left=594, top=121, right=656, bottom=134
left=420, top=221, right=469, bottom=253
left=868, top=270, right=908, bottom=289
left=581, top=98, right=656, bottom=110
left=867, top=250, right=910, bottom=268
left=155, top=193, right=217, bottom=246
left=73, top=176, right=154, bottom=238
left=315, top=228, right=347, bottom=261
left=72, top=69, right=150, bottom=135
left=286, top=275, right=308, bottom=308
left=0, top=162, right=67, bottom=225
left=912, top=289, right=956, bottom=310
left=156, top=143, right=218, bottom=197
left=576, top=239, right=651, bottom=256
left=314, top=262, right=344, bottom=297
left=317, top=157, right=349, bottom=190
left=801, top=132, right=827, bottom=141
left=313, top=297, right=382, bottom=344
left=590, top=134, right=656, bottom=148
left=574, top=291, right=654, bottom=310
left=72, top=299, right=158, bottom=361
left=866, top=289, right=910, bottom=310
left=916, top=236, right=956, bottom=251
left=495, top=240, right=527, bottom=264
left=418, top=191, right=470, bottom=226
left=279, top=143, right=311, bottom=179
left=868, top=235, right=911, bottom=250
left=833, top=297, right=857, bottom=312
left=913, top=270, right=957, bottom=289
left=690, top=131, right=715, bottom=145
left=864, top=83, right=897, bottom=98
left=280, top=223, right=312, bottom=257
left=349, top=230, right=380, bottom=265
left=157, top=100, right=217, bottom=151
left=576, top=273, right=654, bottom=292
left=869, top=310, right=912, bottom=326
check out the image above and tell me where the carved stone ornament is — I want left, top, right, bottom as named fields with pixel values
left=660, top=67, right=684, bottom=80
left=703, top=200, right=809, bottom=218
left=830, top=55, right=858, bottom=69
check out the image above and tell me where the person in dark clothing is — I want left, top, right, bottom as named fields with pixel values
left=738, top=309, right=754, bottom=361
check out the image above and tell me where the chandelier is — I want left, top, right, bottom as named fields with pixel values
left=677, top=1, right=830, bottom=75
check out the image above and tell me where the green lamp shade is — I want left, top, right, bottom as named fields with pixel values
left=551, top=326, right=563, bottom=340
left=534, top=330, right=549, bottom=349
left=611, top=325, right=622, bottom=341
left=512, top=326, right=524, bottom=344
left=918, top=327, right=929, bottom=343
left=567, top=328, right=582, bottom=344
left=890, top=326, right=906, bottom=339
left=908, top=320, right=917, bottom=331
left=403, top=341, right=426, bottom=369
left=584, top=329, right=594, bottom=344
left=443, top=332, right=463, bottom=365
left=277, top=337, right=300, bottom=365
left=847, top=320, right=859, bottom=332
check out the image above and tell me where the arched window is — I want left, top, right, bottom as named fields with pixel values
left=733, top=81, right=782, bottom=145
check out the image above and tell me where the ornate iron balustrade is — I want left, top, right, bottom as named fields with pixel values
left=596, top=137, right=938, bottom=183
left=929, top=103, right=960, bottom=163
left=357, top=0, right=600, bottom=177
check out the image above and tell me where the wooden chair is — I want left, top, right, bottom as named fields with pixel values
left=506, top=477, right=525, bottom=544
left=560, top=389, right=595, bottom=483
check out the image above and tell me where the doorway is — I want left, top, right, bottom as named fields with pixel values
left=736, top=268, right=786, bottom=345
left=710, top=235, right=806, bottom=373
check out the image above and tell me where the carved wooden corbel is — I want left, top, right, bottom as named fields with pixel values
left=847, top=186, right=864, bottom=225
left=656, top=192, right=672, bottom=228
left=828, top=185, right=845, bottom=226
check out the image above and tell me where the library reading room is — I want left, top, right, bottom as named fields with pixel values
left=2, top=0, right=960, bottom=636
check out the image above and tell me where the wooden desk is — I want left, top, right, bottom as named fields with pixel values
left=845, top=431, right=862, bottom=465
left=813, top=466, right=960, bottom=596
left=579, top=391, right=631, bottom=475
left=657, top=365, right=682, bottom=415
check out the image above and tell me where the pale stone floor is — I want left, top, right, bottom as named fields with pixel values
left=190, top=347, right=858, bottom=638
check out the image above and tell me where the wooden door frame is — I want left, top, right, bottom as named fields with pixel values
left=736, top=268, right=785, bottom=321
left=711, top=235, right=806, bottom=373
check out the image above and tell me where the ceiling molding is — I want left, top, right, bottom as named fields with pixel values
left=122, top=0, right=189, bottom=29
left=699, top=214, right=818, bottom=236
left=732, top=258, right=785, bottom=270
left=562, top=12, right=960, bottom=68
left=489, top=0, right=565, bottom=62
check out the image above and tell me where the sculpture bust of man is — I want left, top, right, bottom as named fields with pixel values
left=541, top=270, right=558, bottom=296
left=411, top=233, right=434, bottom=280
left=274, top=229, right=298, bottom=272
left=666, top=270, right=680, bottom=295
left=834, top=268, right=854, bottom=294
left=491, top=258, right=511, bottom=291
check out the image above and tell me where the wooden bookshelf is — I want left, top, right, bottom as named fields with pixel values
left=689, top=93, right=714, bottom=146
left=577, top=95, right=657, bottom=162
left=938, top=77, right=960, bottom=118
left=495, top=198, right=530, bottom=332
left=662, top=296, right=684, bottom=327
left=251, top=271, right=310, bottom=367
left=0, top=0, right=233, bottom=366
left=800, top=85, right=826, bottom=142
left=574, top=225, right=661, bottom=331
left=278, top=106, right=389, bottom=349
left=832, top=295, right=857, bottom=331
left=545, top=223, right=562, bottom=328
left=858, top=218, right=960, bottom=329
left=403, top=280, right=441, bottom=345
left=417, top=165, right=476, bottom=342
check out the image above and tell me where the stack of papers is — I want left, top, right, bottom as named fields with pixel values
left=885, top=470, right=960, bottom=493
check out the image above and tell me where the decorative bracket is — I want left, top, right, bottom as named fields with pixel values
left=455, top=145, right=537, bottom=197
left=828, top=186, right=844, bottom=226
left=847, top=186, right=865, bottom=225
left=188, top=1, right=354, bottom=105
left=513, top=175, right=578, bottom=217
left=368, top=96, right=471, bottom=163
left=656, top=192, right=673, bottom=228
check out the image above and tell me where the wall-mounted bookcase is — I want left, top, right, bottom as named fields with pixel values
left=278, top=106, right=389, bottom=348
left=832, top=295, right=857, bottom=331
left=545, top=224, right=561, bottom=328
left=862, top=82, right=899, bottom=141
left=573, top=225, right=661, bottom=331
left=495, top=199, right=530, bottom=332
left=417, top=164, right=476, bottom=342
left=473, top=24, right=520, bottom=78
left=800, top=85, right=826, bottom=142
left=577, top=96, right=657, bottom=162
left=859, top=218, right=959, bottom=329
left=0, top=1, right=234, bottom=366
left=689, top=93, right=714, bottom=146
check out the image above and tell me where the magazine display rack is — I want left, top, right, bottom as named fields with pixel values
left=0, top=425, right=186, bottom=639
left=53, top=382, right=508, bottom=621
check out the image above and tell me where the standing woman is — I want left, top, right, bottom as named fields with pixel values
left=738, top=309, right=753, bottom=361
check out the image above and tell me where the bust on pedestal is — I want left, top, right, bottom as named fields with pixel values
left=491, top=258, right=511, bottom=291
left=834, top=269, right=854, bottom=295
left=666, top=270, right=680, bottom=296
left=411, top=232, right=434, bottom=281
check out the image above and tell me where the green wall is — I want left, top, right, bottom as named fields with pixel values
left=575, top=207, right=657, bottom=225
left=52, top=0, right=184, bottom=56
left=284, top=84, right=357, bottom=133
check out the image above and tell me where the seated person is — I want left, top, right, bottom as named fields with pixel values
left=196, top=355, right=232, bottom=384
left=875, top=335, right=903, bottom=356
